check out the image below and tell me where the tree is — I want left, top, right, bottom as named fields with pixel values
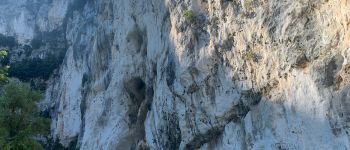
left=0, top=81, right=50, bottom=150
left=0, top=49, right=9, bottom=84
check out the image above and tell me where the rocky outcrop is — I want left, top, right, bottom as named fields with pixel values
left=1, top=0, right=350, bottom=149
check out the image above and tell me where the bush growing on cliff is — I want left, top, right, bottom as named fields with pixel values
left=0, top=81, right=50, bottom=150
left=243, top=51, right=254, bottom=61
left=183, top=10, right=196, bottom=23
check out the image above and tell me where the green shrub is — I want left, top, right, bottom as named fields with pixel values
left=0, top=49, right=9, bottom=84
left=243, top=51, right=254, bottom=61
left=183, top=10, right=196, bottom=23
left=0, top=81, right=50, bottom=150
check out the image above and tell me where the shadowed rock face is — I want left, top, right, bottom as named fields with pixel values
left=1, top=0, right=350, bottom=149
left=125, top=77, right=146, bottom=103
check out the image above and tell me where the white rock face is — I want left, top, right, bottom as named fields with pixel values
left=0, top=0, right=58, bottom=44
left=2, top=0, right=350, bottom=149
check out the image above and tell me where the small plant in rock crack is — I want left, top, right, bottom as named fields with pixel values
left=243, top=51, right=254, bottom=61
left=183, top=10, right=196, bottom=23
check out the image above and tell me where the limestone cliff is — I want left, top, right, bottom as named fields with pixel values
left=1, top=0, right=350, bottom=149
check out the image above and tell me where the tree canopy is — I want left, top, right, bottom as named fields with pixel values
left=0, top=49, right=9, bottom=84
left=0, top=49, right=50, bottom=150
left=0, top=81, right=50, bottom=150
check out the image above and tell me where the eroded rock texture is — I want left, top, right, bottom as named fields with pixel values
left=1, top=0, right=350, bottom=149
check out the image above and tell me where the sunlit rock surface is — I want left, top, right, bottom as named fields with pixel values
left=1, top=0, right=350, bottom=149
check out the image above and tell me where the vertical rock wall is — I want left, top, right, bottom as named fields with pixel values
left=1, top=0, right=350, bottom=149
